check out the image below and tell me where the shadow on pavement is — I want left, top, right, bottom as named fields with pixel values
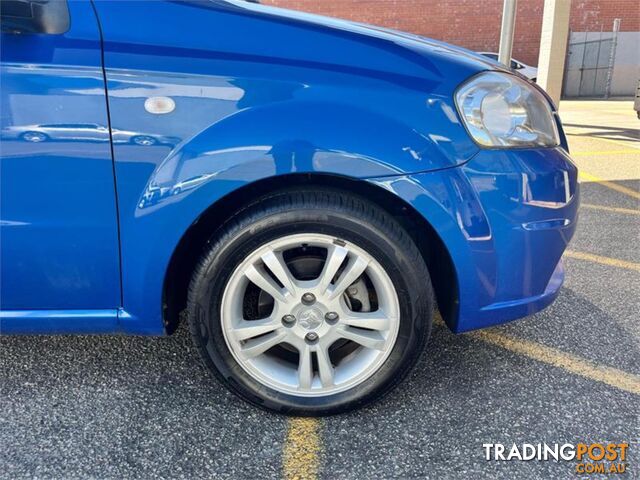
left=563, top=123, right=640, bottom=143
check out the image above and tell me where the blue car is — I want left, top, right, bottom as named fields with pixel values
left=0, top=0, right=578, bottom=415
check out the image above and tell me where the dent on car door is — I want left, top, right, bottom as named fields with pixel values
left=0, top=1, right=121, bottom=330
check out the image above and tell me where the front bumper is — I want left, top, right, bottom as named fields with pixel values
left=369, top=147, right=579, bottom=333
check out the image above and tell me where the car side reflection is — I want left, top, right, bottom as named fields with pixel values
left=1, top=123, right=179, bottom=146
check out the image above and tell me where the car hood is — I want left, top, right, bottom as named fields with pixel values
left=213, top=0, right=505, bottom=92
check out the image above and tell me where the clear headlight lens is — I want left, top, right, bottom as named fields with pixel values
left=455, top=72, right=559, bottom=147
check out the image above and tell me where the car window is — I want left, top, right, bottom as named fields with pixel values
left=40, top=123, right=97, bottom=129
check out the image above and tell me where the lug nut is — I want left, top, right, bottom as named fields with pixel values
left=282, top=314, right=296, bottom=326
left=305, top=332, right=319, bottom=344
left=347, top=286, right=358, bottom=296
left=325, top=312, right=339, bottom=324
left=301, top=292, right=316, bottom=305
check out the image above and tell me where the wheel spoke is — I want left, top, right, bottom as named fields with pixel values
left=232, top=317, right=280, bottom=341
left=338, top=326, right=386, bottom=350
left=244, top=264, right=287, bottom=302
left=341, top=310, right=392, bottom=331
left=297, top=345, right=313, bottom=390
left=316, top=345, right=334, bottom=388
left=317, top=244, right=348, bottom=293
left=327, top=254, right=369, bottom=300
left=240, top=330, right=287, bottom=359
left=261, top=249, right=296, bottom=296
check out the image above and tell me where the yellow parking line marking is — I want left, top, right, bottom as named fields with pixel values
left=435, top=313, right=640, bottom=395
left=565, top=250, right=640, bottom=272
left=571, top=149, right=639, bottom=156
left=475, top=331, right=640, bottom=395
left=581, top=203, right=640, bottom=215
left=283, top=417, right=321, bottom=480
left=579, top=171, right=640, bottom=200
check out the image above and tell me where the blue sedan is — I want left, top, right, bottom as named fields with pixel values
left=0, top=0, right=578, bottom=414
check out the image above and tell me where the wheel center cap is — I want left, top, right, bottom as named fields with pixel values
left=298, top=307, right=324, bottom=330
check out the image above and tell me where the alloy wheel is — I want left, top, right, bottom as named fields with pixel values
left=220, top=233, right=400, bottom=397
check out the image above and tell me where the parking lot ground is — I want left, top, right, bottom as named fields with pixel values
left=0, top=100, right=639, bottom=479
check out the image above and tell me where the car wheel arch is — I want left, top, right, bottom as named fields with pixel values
left=161, top=172, right=459, bottom=335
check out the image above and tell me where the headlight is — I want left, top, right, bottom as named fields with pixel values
left=455, top=72, right=559, bottom=147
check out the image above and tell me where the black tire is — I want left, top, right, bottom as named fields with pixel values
left=21, top=131, right=49, bottom=142
left=187, top=188, right=434, bottom=415
left=131, top=135, right=156, bottom=146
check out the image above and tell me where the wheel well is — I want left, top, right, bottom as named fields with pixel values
left=162, top=173, right=458, bottom=334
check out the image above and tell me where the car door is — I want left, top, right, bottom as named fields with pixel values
left=0, top=1, right=121, bottom=331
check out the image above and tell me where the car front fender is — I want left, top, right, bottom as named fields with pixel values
left=138, top=98, right=476, bottom=211
left=107, top=73, right=477, bottom=334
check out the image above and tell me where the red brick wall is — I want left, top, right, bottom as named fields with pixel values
left=262, top=0, right=639, bottom=66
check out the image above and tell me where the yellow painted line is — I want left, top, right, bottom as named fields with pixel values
left=435, top=312, right=640, bottom=395
left=283, top=417, right=321, bottom=480
left=571, top=149, right=639, bottom=156
left=579, top=171, right=640, bottom=200
left=475, top=330, right=640, bottom=395
left=565, top=250, right=640, bottom=272
left=581, top=203, right=640, bottom=215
